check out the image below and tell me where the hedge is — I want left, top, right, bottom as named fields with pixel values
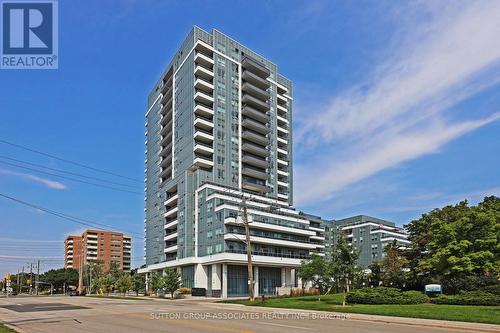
left=346, top=287, right=429, bottom=305
left=431, top=291, right=500, bottom=306
left=481, top=284, right=500, bottom=295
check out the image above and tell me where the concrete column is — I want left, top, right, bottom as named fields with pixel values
left=253, top=266, right=259, bottom=298
left=212, top=264, right=221, bottom=292
left=281, top=267, right=292, bottom=287
left=194, top=264, right=207, bottom=289
left=291, top=269, right=296, bottom=288
left=145, top=272, right=150, bottom=293
left=222, top=263, right=228, bottom=298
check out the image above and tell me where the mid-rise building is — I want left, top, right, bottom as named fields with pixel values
left=64, top=229, right=131, bottom=271
left=330, top=215, right=409, bottom=268
left=64, top=235, right=82, bottom=270
left=139, top=27, right=325, bottom=297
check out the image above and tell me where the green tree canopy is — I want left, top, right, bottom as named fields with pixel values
left=163, top=268, right=181, bottom=299
left=405, top=196, right=499, bottom=293
left=132, top=273, right=145, bottom=296
left=115, top=274, right=133, bottom=295
left=297, top=254, right=330, bottom=293
left=41, top=268, right=78, bottom=291
left=382, top=241, right=408, bottom=288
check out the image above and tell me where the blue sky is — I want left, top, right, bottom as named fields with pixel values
left=1, top=0, right=499, bottom=277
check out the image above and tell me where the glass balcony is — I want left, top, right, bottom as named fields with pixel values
left=242, top=166, right=268, bottom=180
left=242, top=181, right=269, bottom=193
left=242, top=129, right=269, bottom=146
left=242, top=81, right=270, bottom=101
left=194, top=103, right=214, bottom=118
left=194, top=77, right=214, bottom=93
left=194, top=91, right=214, bottom=105
left=193, top=155, right=214, bottom=169
left=194, top=65, right=214, bottom=81
left=242, top=56, right=270, bottom=79
left=242, top=141, right=269, bottom=157
left=194, top=52, right=214, bottom=68
left=194, top=116, right=214, bottom=131
left=242, top=117, right=270, bottom=135
left=194, top=128, right=214, bottom=143
left=242, top=70, right=270, bottom=90
left=242, top=154, right=269, bottom=169
left=242, top=94, right=270, bottom=112
left=241, top=105, right=269, bottom=123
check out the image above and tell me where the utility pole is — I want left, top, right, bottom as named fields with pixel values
left=29, top=262, right=33, bottom=295
left=241, top=196, right=254, bottom=302
left=19, top=266, right=24, bottom=294
left=78, top=253, right=84, bottom=293
left=36, top=259, right=40, bottom=295
left=17, top=269, right=19, bottom=293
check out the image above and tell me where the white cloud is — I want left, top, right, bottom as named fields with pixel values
left=295, top=1, right=500, bottom=205
left=382, top=186, right=500, bottom=213
left=0, top=168, right=66, bottom=190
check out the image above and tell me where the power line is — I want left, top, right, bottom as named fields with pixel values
left=0, top=155, right=142, bottom=189
left=0, top=138, right=142, bottom=184
left=0, top=160, right=143, bottom=195
left=0, top=192, right=144, bottom=239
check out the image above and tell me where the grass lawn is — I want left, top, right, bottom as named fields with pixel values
left=223, top=294, right=500, bottom=325
left=0, top=324, right=17, bottom=333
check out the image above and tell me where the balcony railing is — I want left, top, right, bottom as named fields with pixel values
left=242, top=57, right=271, bottom=79
left=225, top=248, right=310, bottom=260
left=241, top=105, right=269, bottom=123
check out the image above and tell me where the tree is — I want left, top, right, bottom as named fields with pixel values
left=85, top=260, right=103, bottom=294
left=382, top=241, right=408, bottom=288
left=164, top=268, right=181, bottom=299
left=150, top=271, right=164, bottom=296
left=108, top=261, right=122, bottom=282
left=330, top=233, right=360, bottom=305
left=405, top=196, right=500, bottom=293
left=115, top=274, right=133, bottom=296
left=41, top=268, right=78, bottom=292
left=368, top=262, right=383, bottom=287
left=297, top=255, right=330, bottom=294
left=102, top=275, right=114, bottom=295
left=132, top=273, right=145, bottom=296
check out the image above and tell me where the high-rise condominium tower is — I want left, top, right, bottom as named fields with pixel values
left=140, top=27, right=325, bottom=298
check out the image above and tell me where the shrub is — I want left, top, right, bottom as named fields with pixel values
left=178, top=287, right=191, bottom=294
left=346, top=287, right=429, bottom=304
left=481, top=284, right=500, bottom=295
left=431, top=291, right=500, bottom=306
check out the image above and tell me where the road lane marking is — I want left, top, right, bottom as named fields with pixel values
left=256, top=322, right=317, bottom=331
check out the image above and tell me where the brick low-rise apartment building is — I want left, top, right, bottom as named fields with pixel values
left=64, top=229, right=131, bottom=271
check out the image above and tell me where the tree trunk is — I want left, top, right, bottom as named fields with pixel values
left=342, top=278, right=350, bottom=307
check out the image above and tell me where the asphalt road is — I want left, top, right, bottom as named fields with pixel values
left=0, top=296, right=494, bottom=333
